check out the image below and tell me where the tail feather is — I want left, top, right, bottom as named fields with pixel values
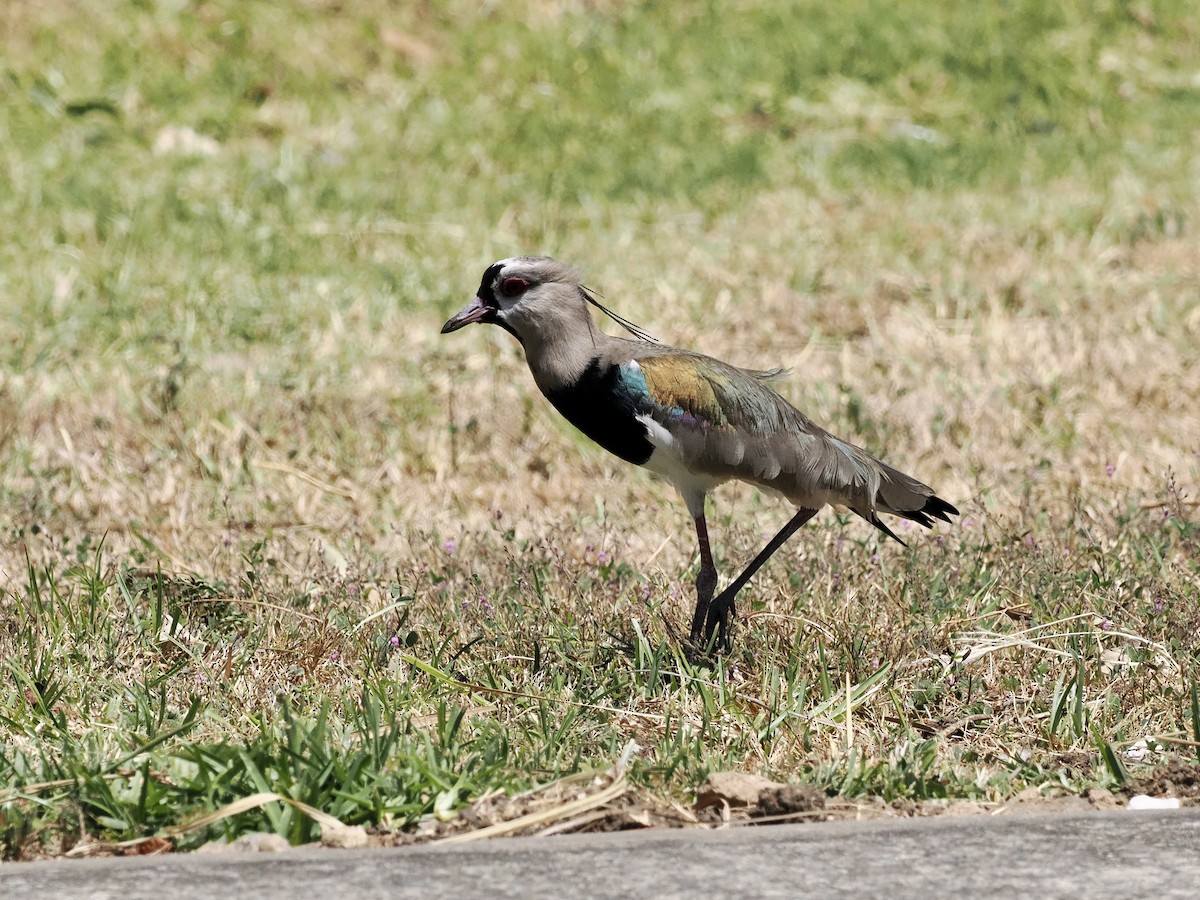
left=860, top=491, right=958, bottom=548
left=892, top=493, right=959, bottom=528
left=915, top=494, right=959, bottom=524
left=866, top=461, right=960, bottom=543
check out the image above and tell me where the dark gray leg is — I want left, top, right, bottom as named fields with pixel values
left=705, top=507, right=819, bottom=652
left=688, top=513, right=719, bottom=646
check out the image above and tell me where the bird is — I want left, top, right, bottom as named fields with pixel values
left=441, top=256, right=958, bottom=653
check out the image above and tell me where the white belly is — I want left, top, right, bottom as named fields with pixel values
left=636, top=414, right=727, bottom=516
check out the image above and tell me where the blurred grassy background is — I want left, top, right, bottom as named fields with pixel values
left=5, top=0, right=1198, bottom=348
left=2, top=0, right=1199, bottom=857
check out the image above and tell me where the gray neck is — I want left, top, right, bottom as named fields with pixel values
left=523, top=314, right=612, bottom=395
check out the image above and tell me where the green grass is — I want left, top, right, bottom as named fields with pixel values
left=3, top=0, right=1200, bottom=859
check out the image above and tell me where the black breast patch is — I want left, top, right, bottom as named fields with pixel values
left=543, top=358, right=654, bottom=466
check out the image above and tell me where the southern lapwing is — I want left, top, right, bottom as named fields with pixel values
left=442, top=256, right=958, bottom=653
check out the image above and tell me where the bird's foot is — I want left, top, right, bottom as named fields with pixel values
left=685, top=623, right=722, bottom=664
left=685, top=590, right=735, bottom=659
left=683, top=640, right=713, bottom=666
left=709, top=590, right=736, bottom=652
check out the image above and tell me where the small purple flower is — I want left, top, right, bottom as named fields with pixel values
left=390, top=635, right=401, bottom=649
left=480, top=596, right=494, bottom=614
left=1024, top=534, right=1036, bottom=548
left=461, top=598, right=471, bottom=612
left=443, top=539, right=457, bottom=555
left=597, top=551, right=608, bottom=565
left=193, top=671, right=204, bottom=685
left=640, top=584, right=652, bottom=600
left=1162, top=508, right=1171, bottom=520
left=1153, top=597, right=1165, bottom=614
left=1105, top=464, right=1115, bottom=477
left=1098, top=618, right=1112, bottom=631
left=871, top=553, right=880, bottom=565
left=330, top=650, right=341, bottom=662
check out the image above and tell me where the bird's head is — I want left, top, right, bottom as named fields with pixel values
left=441, top=257, right=658, bottom=352
left=440, top=256, right=589, bottom=347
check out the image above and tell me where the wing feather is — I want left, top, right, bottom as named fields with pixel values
left=630, top=353, right=875, bottom=505
left=624, top=350, right=956, bottom=531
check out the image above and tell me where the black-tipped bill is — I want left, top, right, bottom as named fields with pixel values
left=441, top=295, right=494, bottom=334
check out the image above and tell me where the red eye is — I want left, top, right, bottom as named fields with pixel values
left=500, top=277, right=529, bottom=298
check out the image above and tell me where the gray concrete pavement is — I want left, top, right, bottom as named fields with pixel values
left=4, top=810, right=1198, bottom=899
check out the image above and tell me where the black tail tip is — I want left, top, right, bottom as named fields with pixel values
left=923, top=495, right=959, bottom=524
left=899, top=495, right=959, bottom=530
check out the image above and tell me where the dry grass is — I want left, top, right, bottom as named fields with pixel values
left=2, top=0, right=1199, bottom=859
